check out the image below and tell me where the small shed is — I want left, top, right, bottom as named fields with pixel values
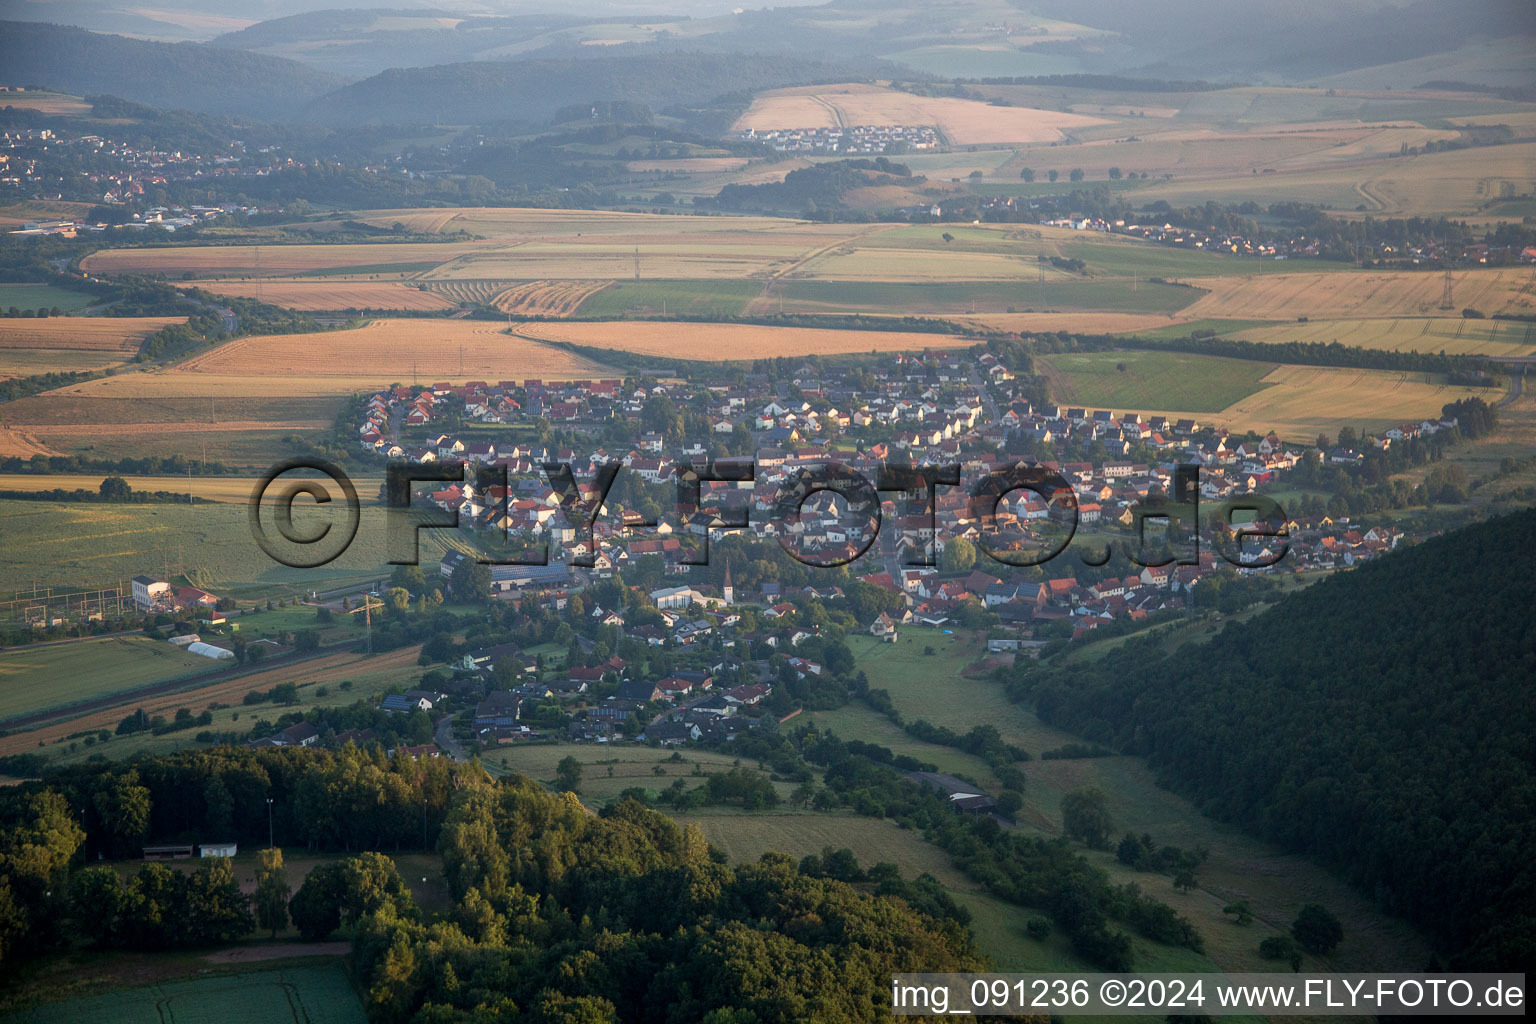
left=198, top=841, right=238, bottom=858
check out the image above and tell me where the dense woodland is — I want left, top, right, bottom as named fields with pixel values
left=1013, top=508, right=1536, bottom=970
left=0, top=748, right=989, bottom=1021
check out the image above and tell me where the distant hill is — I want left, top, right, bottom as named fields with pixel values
left=0, top=21, right=347, bottom=120
left=209, top=9, right=602, bottom=79
left=1023, top=507, right=1536, bottom=970
left=304, top=52, right=868, bottom=127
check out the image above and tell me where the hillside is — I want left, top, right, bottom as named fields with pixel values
left=0, top=21, right=347, bottom=120
left=1021, top=507, right=1536, bottom=969
left=304, top=52, right=875, bottom=127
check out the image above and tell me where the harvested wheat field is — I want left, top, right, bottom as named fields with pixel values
left=41, top=319, right=621, bottom=397
left=733, top=83, right=1109, bottom=145
left=491, top=281, right=614, bottom=315
left=515, top=320, right=971, bottom=360
left=0, top=316, right=186, bottom=377
left=1231, top=316, right=1536, bottom=358
left=0, top=316, right=185, bottom=351
left=0, top=428, right=60, bottom=459
left=1056, top=364, right=1500, bottom=442
left=1183, top=267, right=1536, bottom=321
left=963, top=312, right=1194, bottom=334
left=178, top=279, right=457, bottom=311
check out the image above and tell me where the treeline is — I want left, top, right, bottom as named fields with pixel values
left=789, top=726, right=1205, bottom=969
left=1010, top=509, right=1536, bottom=969
left=0, top=452, right=237, bottom=475
left=1114, top=331, right=1501, bottom=377
left=708, top=158, right=917, bottom=213
left=0, top=370, right=100, bottom=403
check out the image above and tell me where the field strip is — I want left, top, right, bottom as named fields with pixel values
left=0, top=644, right=421, bottom=749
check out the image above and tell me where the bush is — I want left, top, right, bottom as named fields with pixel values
left=1025, top=917, right=1050, bottom=940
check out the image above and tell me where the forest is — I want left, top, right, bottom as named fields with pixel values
left=1013, top=508, right=1536, bottom=970
left=0, top=747, right=987, bottom=1022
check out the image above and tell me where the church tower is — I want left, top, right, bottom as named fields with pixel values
left=722, top=562, right=734, bottom=605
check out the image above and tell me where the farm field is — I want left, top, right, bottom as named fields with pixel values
left=732, top=83, right=1109, bottom=145
left=1132, top=140, right=1536, bottom=218
left=1037, top=350, right=1277, bottom=413
left=963, top=311, right=1197, bottom=335
left=1044, top=355, right=1500, bottom=440
left=1181, top=266, right=1536, bottom=321
left=0, top=644, right=423, bottom=760
left=179, top=279, right=456, bottom=311
left=572, top=279, right=761, bottom=317
left=79, top=242, right=489, bottom=278
left=514, top=321, right=971, bottom=361
left=0, top=474, right=345, bottom=503
left=0, top=284, right=96, bottom=313
left=0, top=316, right=184, bottom=377
left=41, top=320, right=617, bottom=399
left=0, top=201, right=98, bottom=228
left=769, top=278, right=1200, bottom=315
left=2, top=963, right=365, bottom=1024
left=0, top=636, right=220, bottom=723
left=1230, top=315, right=1536, bottom=357
left=0, top=498, right=431, bottom=600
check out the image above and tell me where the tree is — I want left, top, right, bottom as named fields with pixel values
left=996, top=789, right=1023, bottom=818
left=556, top=756, right=583, bottom=793
left=99, top=476, right=132, bottom=502
left=1060, top=787, right=1112, bottom=850
left=451, top=560, right=493, bottom=602
left=290, top=861, right=346, bottom=940
left=254, top=848, right=291, bottom=938
left=1019, top=168, right=1035, bottom=182
left=1223, top=900, right=1254, bottom=925
left=390, top=564, right=426, bottom=593
left=1108, top=166, right=1122, bottom=179
left=1291, top=903, right=1342, bottom=955
left=387, top=587, right=411, bottom=613
left=1047, top=169, right=1059, bottom=182
left=184, top=856, right=254, bottom=945
left=940, top=536, right=977, bottom=574
left=1069, top=168, right=1084, bottom=182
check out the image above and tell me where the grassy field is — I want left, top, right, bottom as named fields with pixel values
left=0, top=498, right=431, bottom=600
left=0, top=636, right=220, bottom=723
left=0, top=644, right=423, bottom=762
left=480, top=744, right=794, bottom=806
left=832, top=625, right=1433, bottom=974
left=2, top=963, right=366, bottom=1024
left=0, top=285, right=96, bottom=313
left=1038, top=350, right=1277, bottom=413
left=573, top=279, right=762, bottom=317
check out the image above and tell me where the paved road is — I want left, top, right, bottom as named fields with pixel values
left=434, top=712, right=468, bottom=762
